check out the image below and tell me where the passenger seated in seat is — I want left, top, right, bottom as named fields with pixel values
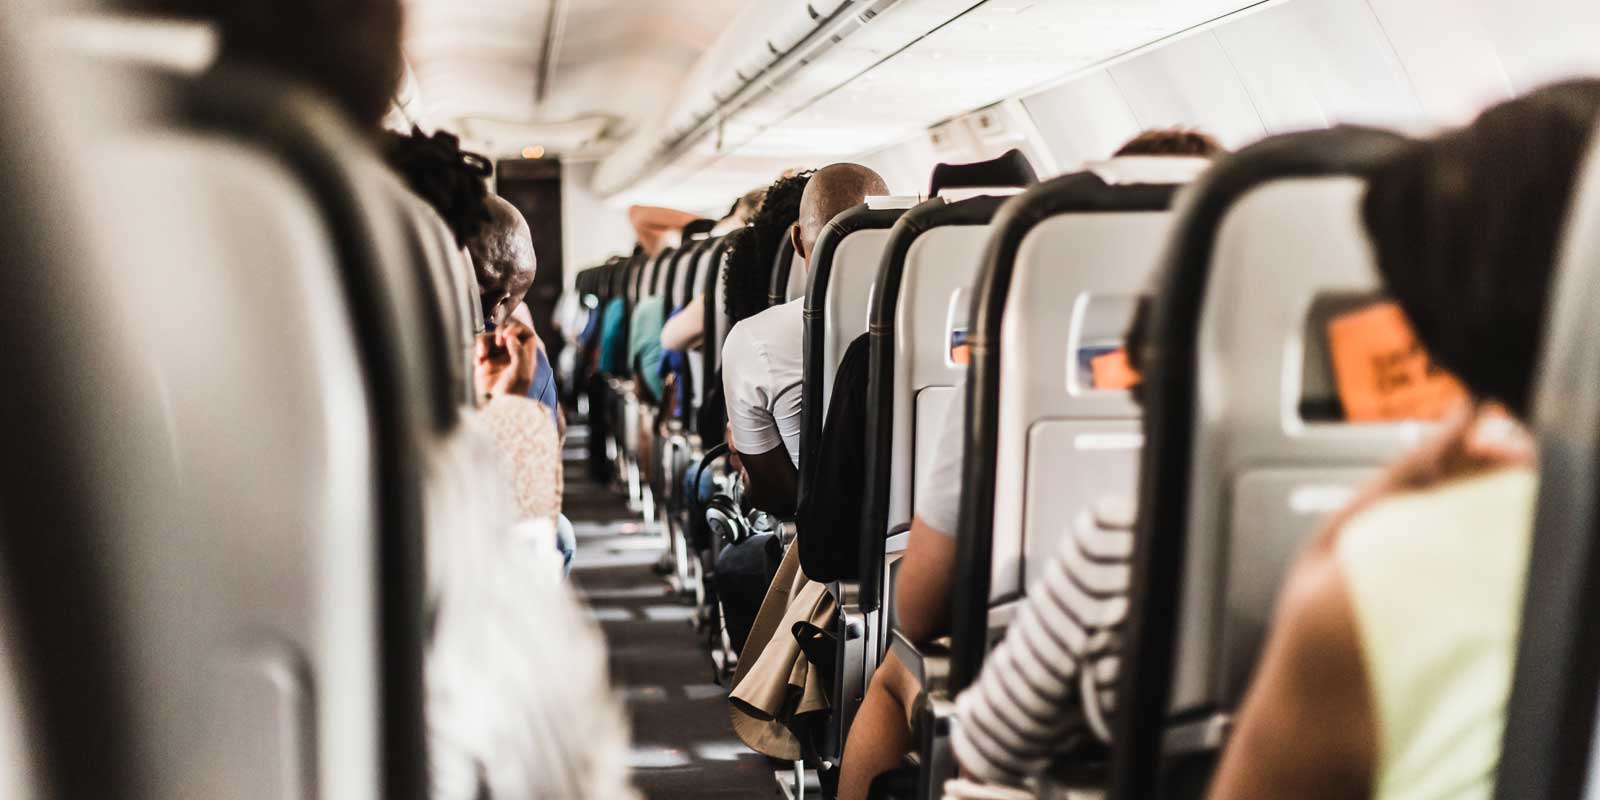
left=382, top=127, right=563, bottom=434
left=466, top=197, right=583, bottom=572
left=628, top=283, right=670, bottom=403
left=1209, top=81, right=1600, bottom=800
left=471, top=195, right=538, bottom=336
left=721, top=164, right=887, bottom=516
left=723, top=172, right=813, bottom=331
left=840, top=129, right=1224, bottom=800
left=597, top=251, right=640, bottom=377
left=140, top=0, right=635, bottom=794
left=1206, top=81, right=1600, bottom=799
left=659, top=187, right=766, bottom=352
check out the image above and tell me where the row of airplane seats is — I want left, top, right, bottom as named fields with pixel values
left=564, top=79, right=1600, bottom=800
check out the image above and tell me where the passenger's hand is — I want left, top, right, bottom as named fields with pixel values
left=476, top=318, right=538, bottom=399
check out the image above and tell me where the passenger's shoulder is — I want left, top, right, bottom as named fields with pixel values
left=1274, top=542, right=1355, bottom=656
left=726, top=301, right=802, bottom=356
left=1337, top=467, right=1538, bottom=553
left=734, top=299, right=803, bottom=338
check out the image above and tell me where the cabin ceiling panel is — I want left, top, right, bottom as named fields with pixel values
left=1213, top=0, right=1424, bottom=135
left=401, top=0, right=744, bottom=155
left=622, top=0, right=1270, bottom=202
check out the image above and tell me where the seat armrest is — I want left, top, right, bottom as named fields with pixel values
left=891, top=628, right=950, bottom=695
left=885, top=522, right=913, bottom=554
left=985, top=601, right=1020, bottom=649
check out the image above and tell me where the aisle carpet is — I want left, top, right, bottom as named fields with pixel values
left=565, top=428, right=778, bottom=799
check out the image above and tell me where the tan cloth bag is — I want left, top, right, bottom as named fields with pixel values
left=728, top=543, right=837, bottom=758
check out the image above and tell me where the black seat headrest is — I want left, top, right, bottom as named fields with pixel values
left=928, top=148, right=1038, bottom=197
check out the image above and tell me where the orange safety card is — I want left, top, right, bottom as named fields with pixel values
left=1091, top=347, right=1141, bottom=391
left=1326, top=301, right=1467, bottom=422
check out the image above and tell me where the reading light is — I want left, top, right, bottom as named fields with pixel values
left=522, top=145, right=546, bottom=159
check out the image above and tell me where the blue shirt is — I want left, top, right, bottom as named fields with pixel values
left=528, top=347, right=560, bottom=424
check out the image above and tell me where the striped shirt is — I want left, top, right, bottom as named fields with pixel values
left=950, top=496, right=1135, bottom=786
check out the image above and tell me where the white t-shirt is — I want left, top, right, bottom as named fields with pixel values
left=722, top=299, right=805, bottom=466
left=914, top=376, right=966, bottom=537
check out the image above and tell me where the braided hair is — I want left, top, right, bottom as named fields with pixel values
left=383, top=126, right=494, bottom=248
left=723, top=171, right=814, bottom=327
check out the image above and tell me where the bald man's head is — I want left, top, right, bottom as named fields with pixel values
left=792, top=163, right=889, bottom=264
left=469, top=195, right=537, bottom=327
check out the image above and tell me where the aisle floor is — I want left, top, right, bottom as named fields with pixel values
left=565, top=435, right=779, bottom=799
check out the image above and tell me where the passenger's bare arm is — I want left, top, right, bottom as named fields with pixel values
left=1206, top=543, right=1375, bottom=800
left=733, top=443, right=799, bottom=517
left=629, top=206, right=700, bottom=257
left=893, top=519, right=958, bottom=644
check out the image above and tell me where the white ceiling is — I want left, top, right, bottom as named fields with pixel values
left=401, top=0, right=746, bottom=157
left=400, top=0, right=1277, bottom=207
left=601, top=0, right=1271, bottom=208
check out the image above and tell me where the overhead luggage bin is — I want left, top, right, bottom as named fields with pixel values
left=1111, top=128, right=1416, bottom=800
left=1496, top=136, right=1600, bottom=800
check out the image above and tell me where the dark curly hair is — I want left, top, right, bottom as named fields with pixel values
left=382, top=126, right=494, bottom=248
left=724, top=171, right=814, bottom=327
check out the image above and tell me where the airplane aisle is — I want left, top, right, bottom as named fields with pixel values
left=564, top=427, right=779, bottom=799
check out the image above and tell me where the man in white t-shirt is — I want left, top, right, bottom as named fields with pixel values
left=721, top=163, right=888, bottom=515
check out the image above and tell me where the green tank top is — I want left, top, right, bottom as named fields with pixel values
left=1336, top=468, right=1536, bottom=800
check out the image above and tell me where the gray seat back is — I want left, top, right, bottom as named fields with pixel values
left=671, top=239, right=704, bottom=312
left=799, top=204, right=912, bottom=473
left=1112, top=129, right=1415, bottom=798
left=652, top=246, right=677, bottom=298
left=393, top=185, right=478, bottom=409
left=894, top=214, right=994, bottom=532
left=0, top=56, right=421, bottom=798
left=821, top=224, right=893, bottom=410
left=684, top=240, right=718, bottom=418
left=768, top=237, right=801, bottom=307
left=785, top=252, right=807, bottom=304
left=949, top=172, right=1181, bottom=694
left=1497, top=136, right=1600, bottom=800
left=989, top=209, right=1173, bottom=601
left=860, top=195, right=1008, bottom=581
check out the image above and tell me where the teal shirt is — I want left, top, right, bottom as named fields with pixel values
left=596, top=298, right=628, bottom=376
left=628, top=296, right=667, bottom=401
